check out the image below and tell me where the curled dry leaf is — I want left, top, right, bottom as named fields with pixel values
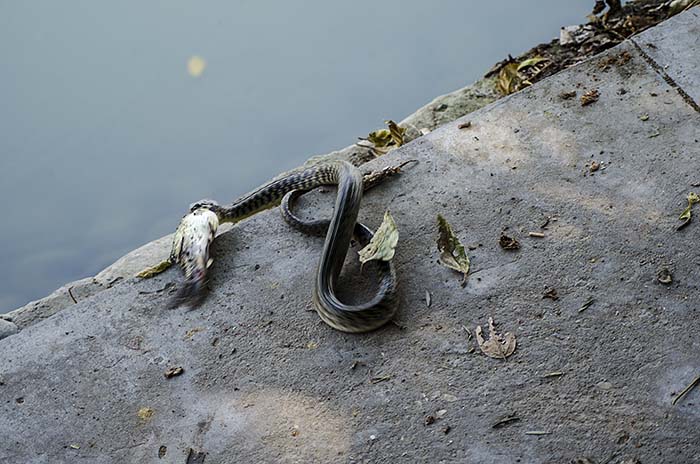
left=499, top=234, right=520, bottom=250
left=436, top=214, right=470, bottom=286
left=580, top=89, right=600, bottom=106
left=677, top=192, right=699, bottom=229
left=164, top=366, right=184, bottom=378
left=475, top=317, right=516, bottom=359
left=358, top=211, right=399, bottom=264
left=516, top=56, right=548, bottom=71
left=367, top=120, right=407, bottom=156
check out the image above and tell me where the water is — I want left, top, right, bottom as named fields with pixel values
left=0, top=0, right=594, bottom=312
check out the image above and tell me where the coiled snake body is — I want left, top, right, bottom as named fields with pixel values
left=168, top=160, right=400, bottom=333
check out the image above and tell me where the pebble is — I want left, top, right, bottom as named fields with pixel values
left=0, top=319, right=19, bottom=340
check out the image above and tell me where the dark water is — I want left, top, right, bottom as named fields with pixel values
left=0, top=1, right=593, bottom=311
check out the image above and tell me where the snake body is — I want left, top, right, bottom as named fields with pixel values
left=169, top=160, right=398, bottom=333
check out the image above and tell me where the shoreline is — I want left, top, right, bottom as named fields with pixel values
left=0, top=0, right=683, bottom=333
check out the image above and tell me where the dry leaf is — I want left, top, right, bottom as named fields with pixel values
left=497, top=62, right=520, bottom=96
left=187, top=56, right=206, bottom=77
left=358, top=211, right=399, bottom=264
left=678, top=192, right=699, bottom=221
left=164, top=366, right=184, bottom=378
left=137, top=407, right=154, bottom=421
left=136, top=259, right=172, bottom=278
left=580, top=89, right=600, bottom=106
left=366, top=120, right=407, bottom=156
left=475, top=317, right=516, bottom=359
left=499, top=234, right=520, bottom=250
left=516, top=56, right=548, bottom=71
left=436, top=214, right=470, bottom=285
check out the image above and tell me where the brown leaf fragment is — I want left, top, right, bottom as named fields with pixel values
left=164, top=366, right=184, bottom=378
left=589, top=161, right=600, bottom=172
left=436, top=215, right=470, bottom=285
left=580, top=89, right=600, bottom=106
left=499, top=234, right=520, bottom=250
left=458, top=121, right=472, bottom=129
left=475, top=317, right=516, bottom=360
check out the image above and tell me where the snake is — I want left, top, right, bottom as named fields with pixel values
left=167, top=160, right=401, bottom=333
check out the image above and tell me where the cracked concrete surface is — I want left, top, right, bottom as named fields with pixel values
left=1, top=9, right=699, bottom=464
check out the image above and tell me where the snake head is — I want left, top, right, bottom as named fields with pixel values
left=189, top=198, right=220, bottom=213
left=168, top=206, right=220, bottom=308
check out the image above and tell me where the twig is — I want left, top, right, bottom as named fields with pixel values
left=672, top=374, right=700, bottom=406
left=492, top=415, right=520, bottom=429
left=577, top=298, right=595, bottom=313
left=67, top=286, right=78, bottom=304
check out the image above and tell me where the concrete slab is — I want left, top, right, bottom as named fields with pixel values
left=1, top=12, right=699, bottom=464
left=631, top=6, right=700, bottom=109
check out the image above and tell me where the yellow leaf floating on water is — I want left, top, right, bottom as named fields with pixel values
left=475, top=317, right=516, bottom=360
left=187, top=56, right=206, bottom=77
left=436, top=214, right=470, bottom=286
left=358, top=211, right=399, bottom=264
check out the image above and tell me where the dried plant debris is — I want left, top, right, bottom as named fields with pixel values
left=669, top=0, right=700, bottom=15
left=499, top=234, right=520, bottom=250
left=486, top=1, right=682, bottom=98
left=458, top=121, right=472, bottom=129
left=677, top=192, right=699, bottom=230
left=543, top=288, right=559, bottom=300
left=559, top=90, right=577, bottom=100
left=580, top=89, right=600, bottom=106
left=436, top=215, right=471, bottom=286
left=475, top=317, right=517, bottom=360
left=136, top=259, right=173, bottom=278
left=597, top=50, right=632, bottom=71
left=358, top=211, right=399, bottom=264
left=164, top=366, right=184, bottom=378
left=672, top=374, right=700, bottom=406
left=137, top=407, right=154, bottom=421
left=365, top=120, right=407, bottom=156
left=577, top=298, right=595, bottom=313
left=496, top=56, right=549, bottom=96
left=492, top=414, right=520, bottom=429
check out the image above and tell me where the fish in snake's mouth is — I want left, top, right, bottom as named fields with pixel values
left=168, top=205, right=220, bottom=308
